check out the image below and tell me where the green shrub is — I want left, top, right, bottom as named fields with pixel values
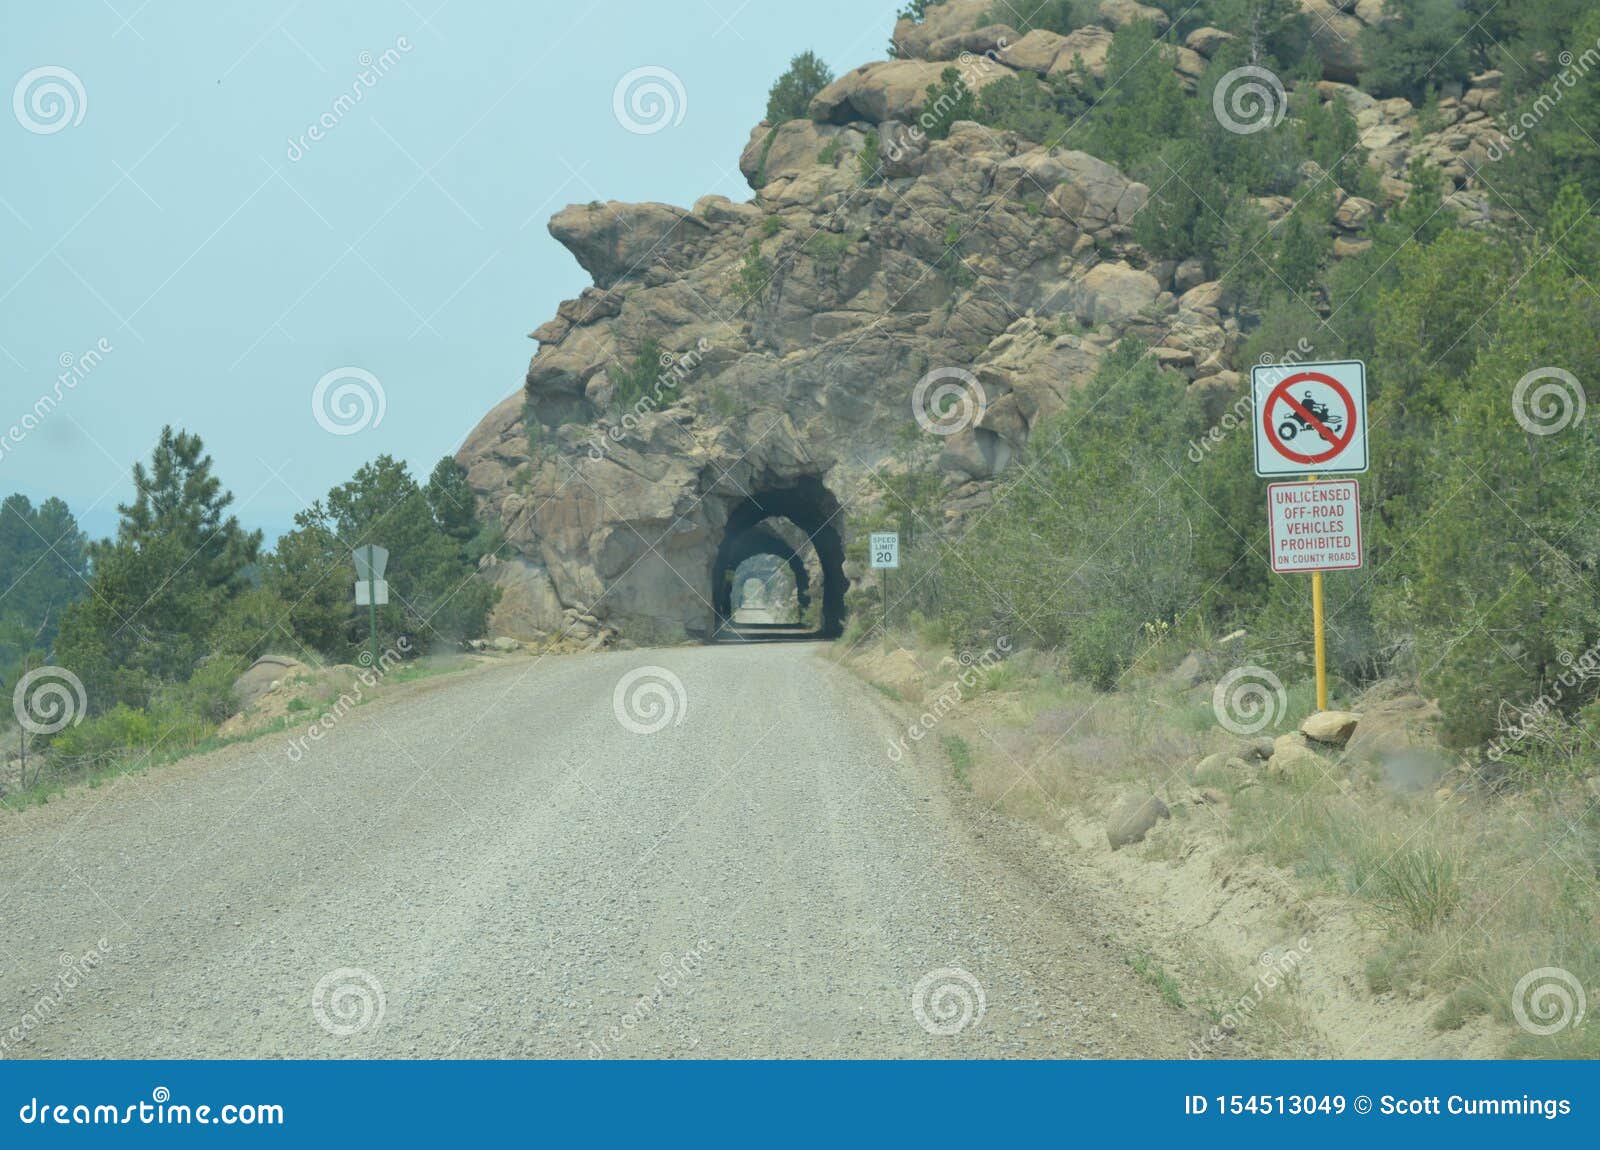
left=1356, top=844, right=1462, bottom=932
left=1359, top=0, right=1475, bottom=101
left=765, top=51, right=833, bottom=124
left=941, top=733, right=974, bottom=788
left=733, top=239, right=772, bottom=306
left=856, top=130, right=882, bottom=185
left=804, top=231, right=854, bottom=269
left=919, top=67, right=976, bottom=140
left=609, top=338, right=665, bottom=412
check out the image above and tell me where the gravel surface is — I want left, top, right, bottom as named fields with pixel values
left=0, top=643, right=1188, bottom=1058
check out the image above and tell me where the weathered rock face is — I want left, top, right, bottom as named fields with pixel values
left=456, top=2, right=1499, bottom=646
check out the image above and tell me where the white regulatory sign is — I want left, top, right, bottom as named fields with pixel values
left=1267, top=480, right=1363, bottom=573
left=355, top=579, right=390, bottom=606
left=869, top=532, right=900, bottom=570
left=353, top=544, right=389, bottom=581
left=1252, top=360, right=1368, bottom=477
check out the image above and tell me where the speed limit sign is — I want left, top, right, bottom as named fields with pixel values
left=869, top=532, right=900, bottom=569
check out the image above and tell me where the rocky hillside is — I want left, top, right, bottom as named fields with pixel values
left=457, top=0, right=1504, bottom=645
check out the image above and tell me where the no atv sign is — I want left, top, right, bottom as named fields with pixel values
left=1251, top=360, right=1368, bottom=477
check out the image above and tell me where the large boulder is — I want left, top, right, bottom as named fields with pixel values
left=1000, top=25, right=1114, bottom=80
left=1049, top=151, right=1150, bottom=228
left=1065, top=262, right=1162, bottom=324
left=1185, top=26, right=1235, bottom=57
left=1301, top=0, right=1367, bottom=83
left=232, top=655, right=307, bottom=710
left=1301, top=710, right=1361, bottom=747
left=928, top=24, right=1019, bottom=61
left=739, top=120, right=862, bottom=188
left=1106, top=793, right=1171, bottom=849
left=547, top=202, right=708, bottom=289
left=1267, top=732, right=1325, bottom=779
left=482, top=556, right=566, bottom=640
left=997, top=29, right=1075, bottom=75
left=889, top=0, right=994, bottom=60
left=808, top=58, right=1015, bottom=125
left=1096, top=0, right=1168, bottom=30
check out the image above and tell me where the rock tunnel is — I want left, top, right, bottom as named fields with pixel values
left=711, top=476, right=847, bottom=640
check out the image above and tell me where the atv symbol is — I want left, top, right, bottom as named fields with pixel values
left=1276, top=390, right=1344, bottom=443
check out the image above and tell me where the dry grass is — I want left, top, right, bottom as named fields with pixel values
left=839, top=629, right=1600, bottom=1058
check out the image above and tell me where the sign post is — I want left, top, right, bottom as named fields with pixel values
left=352, top=545, right=390, bottom=667
left=869, top=532, right=900, bottom=634
left=1313, top=556, right=1327, bottom=711
left=1253, top=362, right=1369, bottom=711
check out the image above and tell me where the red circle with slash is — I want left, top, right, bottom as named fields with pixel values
left=1262, top=371, right=1358, bottom=466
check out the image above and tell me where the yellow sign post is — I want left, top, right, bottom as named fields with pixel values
left=1254, top=360, right=1369, bottom=712
left=1267, top=475, right=1362, bottom=712
left=1311, top=567, right=1327, bottom=711
left=1308, top=475, right=1327, bottom=711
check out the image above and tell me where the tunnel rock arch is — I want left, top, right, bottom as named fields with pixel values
left=711, top=476, right=847, bottom=639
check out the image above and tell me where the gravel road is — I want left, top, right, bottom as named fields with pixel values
left=0, top=643, right=1188, bottom=1058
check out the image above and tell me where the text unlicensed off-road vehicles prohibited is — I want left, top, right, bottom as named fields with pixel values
left=1251, top=361, right=1369, bottom=711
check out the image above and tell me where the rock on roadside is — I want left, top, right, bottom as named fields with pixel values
left=1301, top=710, right=1360, bottom=747
left=1106, top=792, right=1170, bottom=849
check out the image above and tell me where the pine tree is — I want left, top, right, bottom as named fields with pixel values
left=53, top=427, right=261, bottom=708
left=764, top=52, right=833, bottom=125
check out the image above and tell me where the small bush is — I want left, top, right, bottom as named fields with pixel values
left=732, top=239, right=771, bottom=307
left=765, top=51, right=833, bottom=124
left=1357, top=844, right=1462, bottom=932
left=919, top=67, right=976, bottom=140
left=804, top=231, right=854, bottom=269
left=857, top=130, right=883, bottom=185
left=941, top=733, right=974, bottom=788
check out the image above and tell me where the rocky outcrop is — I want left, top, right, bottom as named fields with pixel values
left=810, top=59, right=1015, bottom=124
left=455, top=3, right=1508, bottom=645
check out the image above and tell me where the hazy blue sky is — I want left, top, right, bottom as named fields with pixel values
left=1, top=0, right=902, bottom=542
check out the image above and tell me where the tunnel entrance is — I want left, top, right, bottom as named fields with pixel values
left=730, top=554, right=801, bottom=625
left=711, top=477, right=847, bottom=642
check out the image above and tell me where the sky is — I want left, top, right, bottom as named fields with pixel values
left=0, top=0, right=905, bottom=544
